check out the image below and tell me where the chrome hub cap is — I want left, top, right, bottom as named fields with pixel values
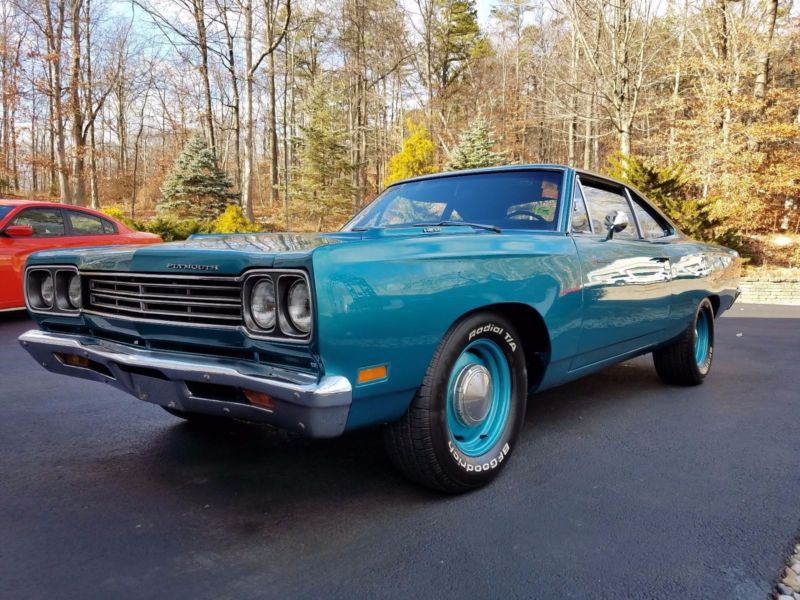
left=453, top=364, right=493, bottom=426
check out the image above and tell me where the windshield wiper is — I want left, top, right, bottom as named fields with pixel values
left=413, top=221, right=502, bottom=233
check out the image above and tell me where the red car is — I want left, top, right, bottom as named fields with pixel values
left=0, top=200, right=161, bottom=311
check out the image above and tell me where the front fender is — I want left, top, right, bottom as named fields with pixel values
left=310, top=232, right=583, bottom=430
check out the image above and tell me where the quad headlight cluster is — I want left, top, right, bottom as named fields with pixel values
left=25, top=267, right=82, bottom=314
left=243, top=271, right=312, bottom=339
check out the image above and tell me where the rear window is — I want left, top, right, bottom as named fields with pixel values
left=101, top=218, right=117, bottom=234
left=67, top=210, right=106, bottom=235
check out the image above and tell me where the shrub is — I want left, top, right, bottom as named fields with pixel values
left=141, top=215, right=210, bottom=242
left=210, top=205, right=262, bottom=234
left=100, top=206, right=143, bottom=231
left=384, top=120, right=439, bottom=186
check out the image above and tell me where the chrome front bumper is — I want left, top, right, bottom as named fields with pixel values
left=18, top=329, right=352, bottom=438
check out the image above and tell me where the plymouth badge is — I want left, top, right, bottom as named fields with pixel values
left=166, top=263, right=220, bottom=271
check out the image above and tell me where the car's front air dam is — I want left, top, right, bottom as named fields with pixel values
left=18, top=329, right=352, bottom=438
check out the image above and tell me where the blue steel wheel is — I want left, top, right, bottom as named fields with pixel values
left=384, top=312, right=528, bottom=493
left=694, top=309, right=711, bottom=367
left=445, top=339, right=512, bottom=457
left=653, top=298, right=715, bottom=386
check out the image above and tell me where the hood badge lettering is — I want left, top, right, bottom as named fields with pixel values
left=166, top=263, right=220, bottom=271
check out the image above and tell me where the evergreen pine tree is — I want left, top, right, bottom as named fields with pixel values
left=159, top=135, right=235, bottom=219
left=447, top=118, right=504, bottom=170
left=384, top=120, right=439, bottom=186
left=607, top=153, right=706, bottom=237
left=292, top=82, right=354, bottom=231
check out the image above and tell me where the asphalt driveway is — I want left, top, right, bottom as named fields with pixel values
left=1, top=304, right=799, bottom=599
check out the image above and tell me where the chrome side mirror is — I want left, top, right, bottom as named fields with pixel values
left=604, top=210, right=629, bottom=240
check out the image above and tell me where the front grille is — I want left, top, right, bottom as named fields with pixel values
left=84, top=272, right=242, bottom=327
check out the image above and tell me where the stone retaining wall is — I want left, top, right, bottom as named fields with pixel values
left=739, top=279, right=800, bottom=305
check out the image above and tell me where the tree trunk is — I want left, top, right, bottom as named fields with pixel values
left=131, top=89, right=149, bottom=221
left=85, top=0, right=99, bottom=207
left=268, top=49, right=279, bottom=207
left=583, top=91, right=593, bottom=170
left=69, top=0, right=86, bottom=205
left=193, top=0, right=216, bottom=157
left=568, top=7, right=578, bottom=165
left=241, top=0, right=255, bottom=219
left=668, top=0, right=689, bottom=162
left=220, top=3, right=241, bottom=188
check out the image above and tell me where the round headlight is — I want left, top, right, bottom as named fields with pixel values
left=41, top=274, right=54, bottom=307
left=287, top=279, right=311, bottom=333
left=250, top=278, right=276, bottom=329
left=67, top=274, right=82, bottom=308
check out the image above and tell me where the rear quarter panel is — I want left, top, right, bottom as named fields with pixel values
left=667, top=239, right=741, bottom=330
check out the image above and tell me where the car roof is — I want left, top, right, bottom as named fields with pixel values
left=0, top=198, right=68, bottom=207
left=386, top=164, right=574, bottom=187
left=0, top=199, right=111, bottom=214
left=385, top=163, right=642, bottom=189
left=0, top=199, right=128, bottom=227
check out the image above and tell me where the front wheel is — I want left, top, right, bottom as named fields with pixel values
left=653, top=298, right=715, bottom=386
left=383, top=312, right=528, bottom=493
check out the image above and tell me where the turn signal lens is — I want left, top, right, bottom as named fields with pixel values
left=357, top=365, right=388, bottom=385
left=56, top=353, right=91, bottom=368
left=242, top=389, right=275, bottom=410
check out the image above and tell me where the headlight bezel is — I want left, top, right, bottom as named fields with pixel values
left=24, top=266, right=81, bottom=315
left=242, top=269, right=313, bottom=342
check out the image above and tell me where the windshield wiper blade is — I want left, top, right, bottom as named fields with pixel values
left=413, top=221, right=502, bottom=233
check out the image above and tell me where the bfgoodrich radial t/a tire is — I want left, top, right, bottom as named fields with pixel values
left=653, top=298, right=715, bottom=386
left=384, top=312, right=528, bottom=493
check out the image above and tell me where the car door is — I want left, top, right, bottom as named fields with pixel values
left=0, top=207, right=68, bottom=310
left=570, top=175, right=672, bottom=370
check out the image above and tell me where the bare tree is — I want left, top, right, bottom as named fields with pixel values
left=562, top=0, right=659, bottom=156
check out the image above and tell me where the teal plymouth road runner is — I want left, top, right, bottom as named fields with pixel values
left=18, top=165, right=740, bottom=492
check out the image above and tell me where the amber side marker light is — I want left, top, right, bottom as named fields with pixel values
left=242, top=389, right=275, bottom=410
left=55, top=353, right=91, bottom=368
left=357, top=364, right=388, bottom=385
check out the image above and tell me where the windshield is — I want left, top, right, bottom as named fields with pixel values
left=0, top=205, right=13, bottom=221
left=343, top=170, right=564, bottom=232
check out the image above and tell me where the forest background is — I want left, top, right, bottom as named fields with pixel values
left=1, top=0, right=798, bottom=267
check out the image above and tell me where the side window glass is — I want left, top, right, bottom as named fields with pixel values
left=629, top=192, right=671, bottom=239
left=580, top=180, right=638, bottom=239
left=101, top=218, right=117, bottom=234
left=571, top=184, right=591, bottom=234
left=11, top=208, right=65, bottom=237
left=68, top=211, right=105, bottom=235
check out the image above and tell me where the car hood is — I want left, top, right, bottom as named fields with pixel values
left=27, top=232, right=356, bottom=275
left=26, top=226, right=504, bottom=275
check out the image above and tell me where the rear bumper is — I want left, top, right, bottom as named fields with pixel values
left=18, top=329, right=352, bottom=438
